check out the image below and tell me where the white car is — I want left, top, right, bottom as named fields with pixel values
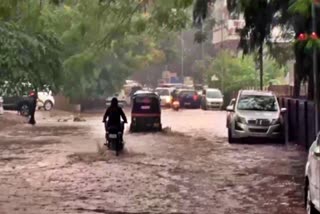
left=155, top=87, right=174, bottom=107
left=226, top=90, right=286, bottom=143
left=201, top=88, right=224, bottom=110
left=106, top=92, right=127, bottom=107
left=305, top=133, right=320, bottom=214
left=37, top=91, right=55, bottom=111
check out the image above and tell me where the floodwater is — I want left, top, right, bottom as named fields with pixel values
left=0, top=109, right=307, bottom=214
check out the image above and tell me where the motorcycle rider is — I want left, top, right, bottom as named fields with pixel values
left=102, top=97, right=128, bottom=144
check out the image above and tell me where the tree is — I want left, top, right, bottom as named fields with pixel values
left=206, top=51, right=286, bottom=94
left=0, top=1, right=63, bottom=91
left=1, top=0, right=220, bottom=100
left=289, top=0, right=320, bottom=99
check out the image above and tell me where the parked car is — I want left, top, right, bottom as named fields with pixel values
left=305, top=133, right=320, bottom=214
left=155, top=87, right=174, bottom=107
left=201, top=88, right=224, bottom=110
left=106, top=93, right=126, bottom=108
left=226, top=90, right=286, bottom=143
left=37, top=91, right=55, bottom=111
left=3, top=95, right=33, bottom=116
left=226, top=98, right=236, bottom=128
left=177, top=89, right=201, bottom=108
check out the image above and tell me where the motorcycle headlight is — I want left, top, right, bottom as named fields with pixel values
left=235, top=115, right=246, bottom=124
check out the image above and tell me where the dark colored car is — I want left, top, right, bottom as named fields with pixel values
left=130, top=91, right=162, bottom=132
left=3, top=95, right=33, bottom=116
left=177, top=89, right=201, bottom=108
left=0, top=81, right=34, bottom=116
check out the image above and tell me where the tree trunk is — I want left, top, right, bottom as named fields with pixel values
left=259, top=43, right=263, bottom=90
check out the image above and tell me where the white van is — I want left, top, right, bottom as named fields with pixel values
left=201, top=88, right=224, bottom=110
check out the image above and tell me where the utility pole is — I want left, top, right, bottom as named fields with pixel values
left=259, top=43, right=263, bottom=90
left=201, top=20, right=204, bottom=60
left=220, top=12, right=225, bottom=92
left=181, top=31, right=184, bottom=83
left=312, top=1, right=319, bottom=134
left=200, top=18, right=205, bottom=85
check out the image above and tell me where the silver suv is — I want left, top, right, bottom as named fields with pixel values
left=226, top=90, right=286, bottom=143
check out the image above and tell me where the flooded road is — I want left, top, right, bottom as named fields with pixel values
left=0, top=109, right=306, bottom=214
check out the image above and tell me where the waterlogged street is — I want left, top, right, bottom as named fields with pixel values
left=0, top=109, right=306, bottom=214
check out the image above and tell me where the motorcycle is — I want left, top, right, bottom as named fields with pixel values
left=105, top=122, right=125, bottom=156
left=172, top=100, right=180, bottom=111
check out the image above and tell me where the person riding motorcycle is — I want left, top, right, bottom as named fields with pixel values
left=103, top=98, right=128, bottom=143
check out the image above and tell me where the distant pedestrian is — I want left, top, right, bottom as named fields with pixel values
left=29, top=89, right=38, bottom=125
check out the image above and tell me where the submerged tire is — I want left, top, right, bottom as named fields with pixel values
left=228, top=128, right=237, bottom=144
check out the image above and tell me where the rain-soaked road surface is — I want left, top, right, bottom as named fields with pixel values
left=0, top=109, right=307, bottom=214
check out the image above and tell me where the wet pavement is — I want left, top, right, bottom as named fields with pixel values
left=0, top=109, right=307, bottom=214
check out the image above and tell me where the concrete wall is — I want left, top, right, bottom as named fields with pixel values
left=54, top=95, right=72, bottom=111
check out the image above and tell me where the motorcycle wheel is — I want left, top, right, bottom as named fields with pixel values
left=115, top=141, right=124, bottom=156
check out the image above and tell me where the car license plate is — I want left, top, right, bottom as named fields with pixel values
left=141, top=106, right=150, bottom=110
left=109, top=134, right=117, bottom=139
left=154, top=123, right=160, bottom=127
left=185, top=102, right=191, bottom=105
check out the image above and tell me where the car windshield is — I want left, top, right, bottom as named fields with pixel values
left=155, top=89, right=169, bottom=96
left=237, top=95, right=278, bottom=111
left=207, top=90, right=222, bottom=98
left=179, top=90, right=195, bottom=96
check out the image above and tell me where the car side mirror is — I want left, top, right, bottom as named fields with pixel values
left=280, top=108, right=287, bottom=113
left=226, top=105, right=234, bottom=112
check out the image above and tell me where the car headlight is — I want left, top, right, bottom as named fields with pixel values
left=166, top=97, right=172, bottom=103
left=235, top=115, right=246, bottom=124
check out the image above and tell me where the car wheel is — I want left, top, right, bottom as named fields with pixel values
left=228, top=128, right=237, bottom=144
left=44, top=100, right=53, bottom=111
left=19, top=103, right=30, bottom=117
left=306, top=182, right=320, bottom=214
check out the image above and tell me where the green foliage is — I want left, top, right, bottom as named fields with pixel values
left=0, top=0, right=194, bottom=101
left=289, top=0, right=311, bottom=17
left=268, top=44, right=294, bottom=66
left=206, top=51, right=286, bottom=93
left=0, top=0, right=63, bottom=92
left=0, top=21, right=63, bottom=89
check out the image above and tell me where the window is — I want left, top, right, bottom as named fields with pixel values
left=133, top=96, right=160, bottom=113
left=155, top=89, right=170, bottom=96
left=179, top=90, right=196, bottom=97
left=206, top=90, right=222, bottom=98
left=237, top=95, right=278, bottom=112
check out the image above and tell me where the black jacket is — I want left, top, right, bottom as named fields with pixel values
left=103, top=106, right=127, bottom=127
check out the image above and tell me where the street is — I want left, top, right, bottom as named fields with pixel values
left=0, top=109, right=306, bottom=214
